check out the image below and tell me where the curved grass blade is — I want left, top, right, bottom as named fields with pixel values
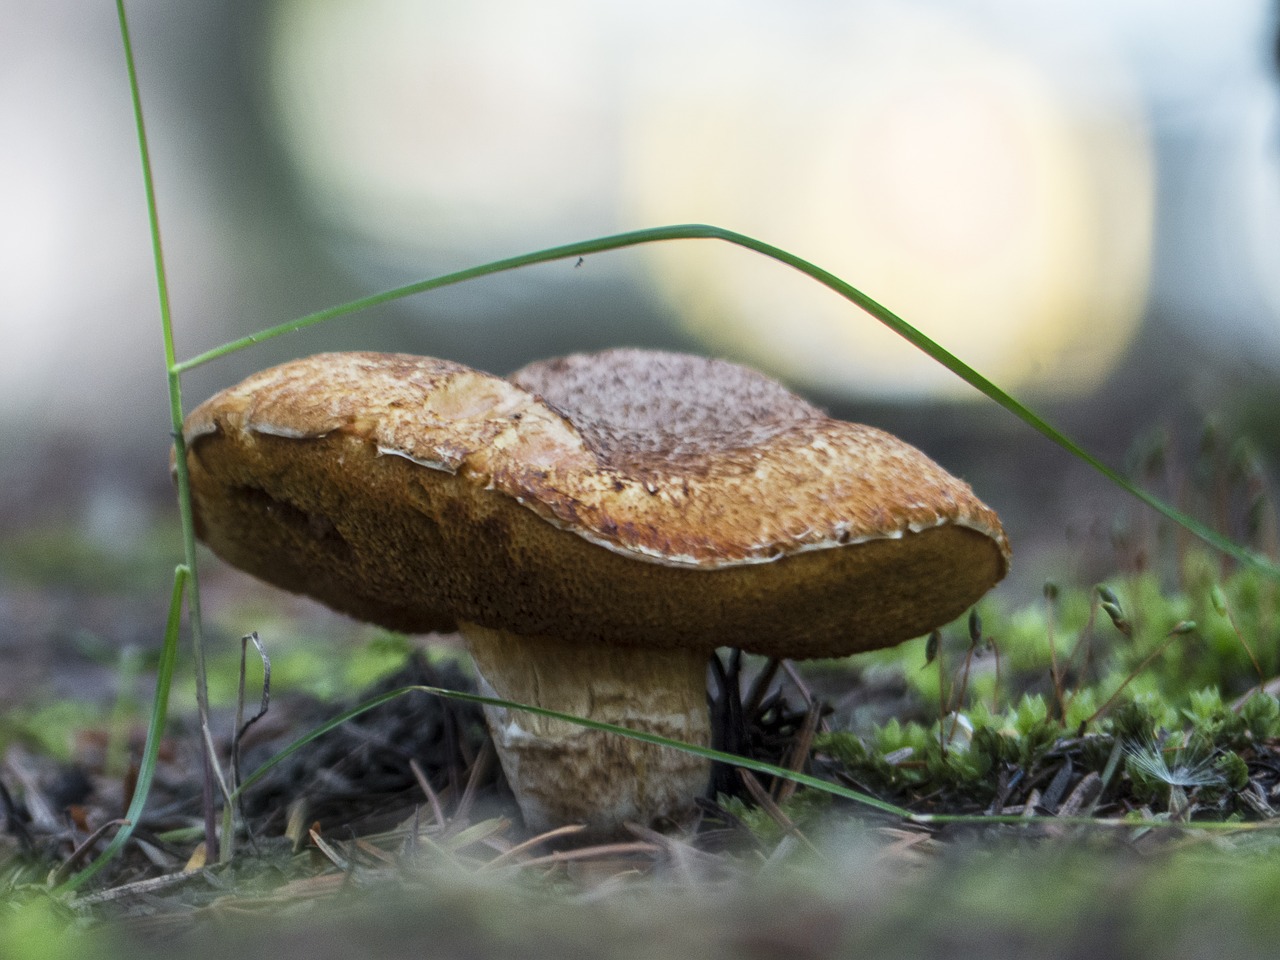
left=173, top=224, right=1279, bottom=579
left=229, top=682, right=1280, bottom=835
left=116, top=0, right=224, bottom=859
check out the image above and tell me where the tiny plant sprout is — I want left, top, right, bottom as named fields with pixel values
left=177, top=349, right=1010, bottom=835
left=1210, top=584, right=1229, bottom=618
left=968, top=609, right=983, bottom=647
left=924, top=629, right=941, bottom=667
left=1096, top=585, right=1132, bottom=637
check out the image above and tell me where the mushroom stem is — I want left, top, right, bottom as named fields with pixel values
left=458, top=622, right=711, bottom=836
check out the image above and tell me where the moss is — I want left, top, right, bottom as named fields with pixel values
left=813, top=552, right=1280, bottom=820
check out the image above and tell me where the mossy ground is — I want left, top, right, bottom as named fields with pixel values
left=4, top=505, right=1280, bottom=957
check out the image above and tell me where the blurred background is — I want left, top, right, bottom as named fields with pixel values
left=2, top=0, right=1280, bottom=681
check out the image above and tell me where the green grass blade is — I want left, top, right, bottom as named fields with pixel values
left=227, top=683, right=913, bottom=820
left=173, top=223, right=1279, bottom=578
left=227, top=682, right=1280, bottom=836
left=116, top=0, right=222, bottom=858
left=55, top=565, right=188, bottom=894
left=173, top=225, right=715, bottom=373
left=115, top=0, right=174, bottom=373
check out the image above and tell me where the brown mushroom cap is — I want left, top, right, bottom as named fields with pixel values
left=182, top=349, right=1009, bottom=659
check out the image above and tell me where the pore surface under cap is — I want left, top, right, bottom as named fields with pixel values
left=182, top=350, right=1009, bottom=657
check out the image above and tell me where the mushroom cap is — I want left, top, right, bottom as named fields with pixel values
left=181, top=349, right=1009, bottom=658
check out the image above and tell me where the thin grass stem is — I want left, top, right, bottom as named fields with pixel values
left=227, top=681, right=1280, bottom=837
left=174, top=223, right=1278, bottom=581
left=116, top=0, right=223, bottom=860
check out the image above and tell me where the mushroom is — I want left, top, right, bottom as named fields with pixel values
left=180, top=349, right=1009, bottom=835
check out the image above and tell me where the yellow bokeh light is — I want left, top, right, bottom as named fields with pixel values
left=622, top=5, right=1154, bottom=399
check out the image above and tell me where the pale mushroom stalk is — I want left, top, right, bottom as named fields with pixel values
left=459, top=623, right=710, bottom=833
